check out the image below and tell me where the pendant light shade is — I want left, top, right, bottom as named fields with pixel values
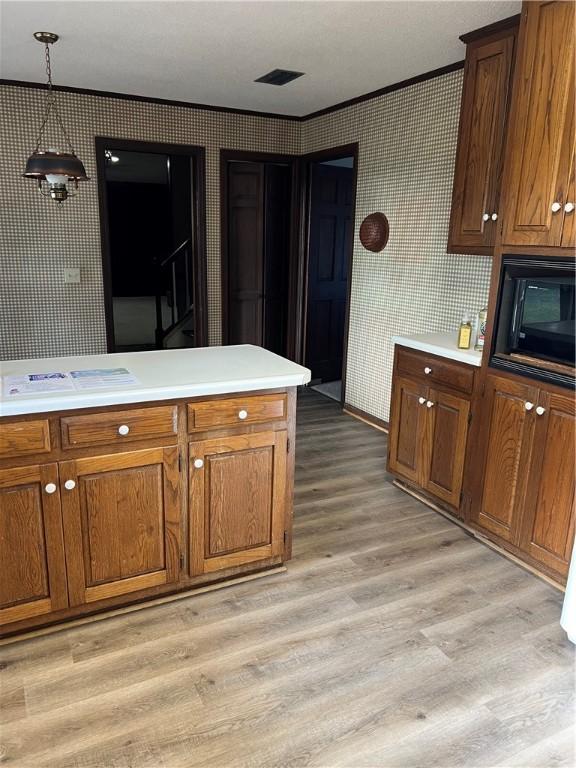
left=23, top=32, right=89, bottom=203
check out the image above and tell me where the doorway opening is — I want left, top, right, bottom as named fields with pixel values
left=96, top=138, right=207, bottom=352
left=221, top=150, right=298, bottom=357
left=302, top=146, right=358, bottom=404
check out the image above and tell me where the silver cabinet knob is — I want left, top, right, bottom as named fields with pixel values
left=524, top=401, right=534, bottom=411
left=482, top=213, right=490, bottom=222
left=118, top=424, right=130, bottom=436
left=491, top=213, right=498, bottom=221
left=565, top=202, right=575, bottom=213
left=64, top=479, right=76, bottom=491
left=44, top=482, right=57, bottom=494
left=424, top=367, right=432, bottom=375
left=426, top=400, right=434, bottom=408
left=193, top=458, right=204, bottom=469
left=418, top=396, right=426, bottom=405
left=551, top=201, right=562, bottom=213
left=536, top=406, right=546, bottom=416
left=238, top=409, right=248, bottom=420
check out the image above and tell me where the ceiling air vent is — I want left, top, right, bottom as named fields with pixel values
left=254, top=69, right=305, bottom=86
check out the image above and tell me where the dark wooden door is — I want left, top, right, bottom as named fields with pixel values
left=263, top=164, right=292, bottom=355
left=60, top=447, right=180, bottom=606
left=305, top=164, right=353, bottom=381
left=473, top=375, right=538, bottom=543
left=388, top=376, right=427, bottom=484
left=189, top=431, right=287, bottom=574
left=518, top=391, right=575, bottom=578
left=0, top=463, right=68, bottom=626
left=226, top=161, right=292, bottom=352
left=448, top=30, right=516, bottom=253
left=227, top=162, right=265, bottom=345
left=502, top=0, right=575, bottom=248
left=423, top=389, right=470, bottom=509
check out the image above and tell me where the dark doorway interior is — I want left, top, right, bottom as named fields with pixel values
left=96, top=139, right=207, bottom=352
left=223, top=155, right=294, bottom=357
left=305, top=156, right=355, bottom=402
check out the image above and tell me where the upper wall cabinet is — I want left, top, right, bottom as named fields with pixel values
left=501, top=1, right=575, bottom=250
left=447, top=20, right=518, bottom=255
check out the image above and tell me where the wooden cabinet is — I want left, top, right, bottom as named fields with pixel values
left=423, top=389, right=470, bottom=508
left=60, top=447, right=181, bottom=605
left=388, top=376, right=426, bottom=484
left=388, top=348, right=473, bottom=511
left=448, top=23, right=517, bottom=254
left=473, top=375, right=538, bottom=542
left=518, top=391, right=575, bottom=577
left=189, top=430, right=287, bottom=574
left=473, top=373, right=575, bottom=581
left=0, top=463, right=68, bottom=625
left=501, top=1, right=575, bottom=249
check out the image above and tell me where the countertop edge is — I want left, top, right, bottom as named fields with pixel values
left=392, top=335, right=483, bottom=368
left=0, top=373, right=310, bottom=418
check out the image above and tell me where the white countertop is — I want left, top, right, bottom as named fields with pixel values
left=392, top=331, right=483, bottom=367
left=0, top=345, right=311, bottom=417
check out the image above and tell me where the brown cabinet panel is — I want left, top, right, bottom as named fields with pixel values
left=474, top=375, right=538, bottom=542
left=502, top=0, right=575, bottom=247
left=448, top=30, right=516, bottom=253
left=188, top=393, right=286, bottom=431
left=519, top=392, right=575, bottom=577
left=61, top=405, right=178, bottom=449
left=0, top=464, right=68, bottom=625
left=0, top=419, right=51, bottom=460
left=388, top=376, right=427, bottom=484
left=396, top=347, right=475, bottom=395
left=423, top=389, right=470, bottom=508
left=60, top=447, right=180, bottom=605
left=189, top=431, right=287, bottom=574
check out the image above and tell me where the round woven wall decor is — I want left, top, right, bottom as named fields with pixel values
left=359, top=212, right=389, bottom=252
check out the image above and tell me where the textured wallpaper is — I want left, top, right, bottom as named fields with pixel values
left=301, top=69, right=492, bottom=421
left=0, top=85, right=299, bottom=358
left=0, top=70, right=492, bottom=421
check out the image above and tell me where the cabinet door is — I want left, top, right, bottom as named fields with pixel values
left=560, top=71, right=576, bottom=249
left=60, top=447, right=180, bottom=606
left=448, top=32, right=515, bottom=252
left=0, top=464, right=68, bottom=626
left=422, top=389, right=470, bottom=508
left=189, top=431, right=287, bottom=574
left=518, top=392, right=575, bottom=578
left=473, top=375, right=539, bottom=542
left=502, top=1, right=575, bottom=247
left=388, top=376, right=427, bottom=484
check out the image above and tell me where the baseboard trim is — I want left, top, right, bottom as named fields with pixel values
left=343, top=403, right=389, bottom=433
left=392, top=480, right=564, bottom=592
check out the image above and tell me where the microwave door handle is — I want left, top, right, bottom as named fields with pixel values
left=509, top=281, right=526, bottom=348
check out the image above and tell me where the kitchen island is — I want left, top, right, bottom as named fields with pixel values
left=0, top=345, right=310, bottom=637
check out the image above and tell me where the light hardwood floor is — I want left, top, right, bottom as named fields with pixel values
left=1, top=389, right=574, bottom=767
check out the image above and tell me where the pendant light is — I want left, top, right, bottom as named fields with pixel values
left=23, top=32, right=89, bottom=203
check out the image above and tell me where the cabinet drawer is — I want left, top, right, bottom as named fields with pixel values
left=60, top=405, right=178, bottom=449
left=396, top=347, right=475, bottom=394
left=0, top=419, right=51, bottom=459
left=188, top=394, right=287, bottom=431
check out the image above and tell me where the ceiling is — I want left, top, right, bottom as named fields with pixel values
left=0, top=0, right=521, bottom=117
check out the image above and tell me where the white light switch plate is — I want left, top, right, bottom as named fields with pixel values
left=63, top=268, right=81, bottom=284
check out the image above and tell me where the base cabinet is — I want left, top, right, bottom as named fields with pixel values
left=60, top=447, right=181, bottom=606
left=472, top=374, right=575, bottom=581
left=388, top=350, right=473, bottom=512
left=0, top=463, right=68, bottom=625
left=189, top=430, right=287, bottom=574
left=423, top=389, right=470, bottom=508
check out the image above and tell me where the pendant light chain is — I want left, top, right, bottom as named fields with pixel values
left=33, top=41, right=76, bottom=155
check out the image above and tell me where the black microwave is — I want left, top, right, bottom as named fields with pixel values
left=491, top=256, right=576, bottom=388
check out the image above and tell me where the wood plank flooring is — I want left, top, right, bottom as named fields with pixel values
left=1, top=389, right=574, bottom=767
